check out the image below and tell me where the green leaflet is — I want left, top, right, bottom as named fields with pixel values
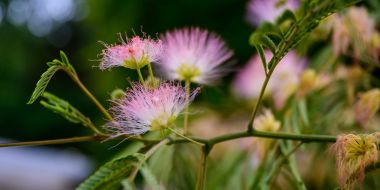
left=39, top=92, right=94, bottom=128
left=27, top=64, right=63, bottom=104
left=276, top=9, right=297, bottom=25
left=77, top=153, right=144, bottom=190
left=27, top=51, right=76, bottom=104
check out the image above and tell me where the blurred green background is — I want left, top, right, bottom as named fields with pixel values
left=0, top=0, right=254, bottom=163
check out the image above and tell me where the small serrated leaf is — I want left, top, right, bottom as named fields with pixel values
left=254, top=45, right=268, bottom=74
left=60, top=51, right=70, bottom=66
left=27, top=65, right=63, bottom=104
left=276, top=9, right=297, bottom=25
left=260, top=35, right=277, bottom=53
left=257, top=22, right=283, bottom=38
left=249, top=33, right=277, bottom=54
left=77, top=154, right=144, bottom=190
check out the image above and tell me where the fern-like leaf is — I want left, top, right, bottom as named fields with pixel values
left=27, top=51, right=77, bottom=104
left=27, top=64, right=63, bottom=104
left=77, top=154, right=144, bottom=190
left=39, top=92, right=94, bottom=127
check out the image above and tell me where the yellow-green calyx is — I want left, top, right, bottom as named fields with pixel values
left=123, top=55, right=150, bottom=70
left=177, top=63, right=201, bottom=82
left=150, top=115, right=177, bottom=131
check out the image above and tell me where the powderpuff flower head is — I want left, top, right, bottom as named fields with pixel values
left=332, top=133, right=379, bottom=190
left=107, top=82, right=198, bottom=136
left=233, top=50, right=306, bottom=109
left=354, top=89, right=380, bottom=128
left=246, top=0, right=299, bottom=26
left=159, top=27, right=233, bottom=85
left=100, top=35, right=163, bottom=70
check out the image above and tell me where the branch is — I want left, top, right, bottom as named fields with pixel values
left=0, top=130, right=340, bottom=148
left=0, top=135, right=105, bottom=148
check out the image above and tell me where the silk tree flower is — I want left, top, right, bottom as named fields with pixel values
left=106, top=82, right=199, bottom=136
left=159, top=27, right=233, bottom=85
left=331, top=7, right=380, bottom=60
left=232, top=50, right=306, bottom=109
left=332, top=133, right=379, bottom=190
left=246, top=0, right=299, bottom=26
left=354, top=89, right=380, bottom=128
left=100, top=35, right=163, bottom=70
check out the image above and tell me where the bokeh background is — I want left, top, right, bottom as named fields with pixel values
left=1, top=0, right=380, bottom=189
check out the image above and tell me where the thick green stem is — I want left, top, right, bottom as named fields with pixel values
left=208, top=130, right=336, bottom=145
left=184, top=80, right=191, bottom=134
left=195, top=146, right=209, bottom=190
left=70, top=74, right=113, bottom=121
left=136, top=67, right=145, bottom=83
left=0, top=130, right=340, bottom=148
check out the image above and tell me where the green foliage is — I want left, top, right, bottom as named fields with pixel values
left=39, top=92, right=94, bottom=128
left=77, top=153, right=144, bottom=190
left=27, top=51, right=76, bottom=104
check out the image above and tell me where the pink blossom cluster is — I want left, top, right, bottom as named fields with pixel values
left=100, top=36, right=163, bottom=70
left=107, top=82, right=198, bottom=136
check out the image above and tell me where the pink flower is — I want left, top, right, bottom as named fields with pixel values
left=246, top=0, right=299, bottom=26
left=107, top=82, right=198, bottom=136
left=232, top=50, right=306, bottom=109
left=159, top=27, right=233, bottom=85
left=332, top=133, right=379, bottom=190
left=331, top=7, right=380, bottom=60
left=100, top=35, right=163, bottom=70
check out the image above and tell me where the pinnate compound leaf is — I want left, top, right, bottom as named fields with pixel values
left=77, top=154, right=144, bottom=190
left=27, top=51, right=76, bottom=104
left=27, top=64, right=64, bottom=104
left=40, top=92, right=94, bottom=127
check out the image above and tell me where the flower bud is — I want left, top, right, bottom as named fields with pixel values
left=110, top=88, right=125, bottom=100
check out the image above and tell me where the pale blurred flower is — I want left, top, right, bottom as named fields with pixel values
left=354, top=89, right=380, bottom=128
left=100, top=35, right=163, bottom=70
left=246, top=0, right=299, bottom=26
left=233, top=50, right=306, bottom=109
left=159, top=27, right=233, bottom=85
left=331, top=7, right=380, bottom=60
left=106, top=82, right=198, bottom=136
left=332, top=133, right=379, bottom=190
left=297, top=69, right=332, bottom=97
left=253, top=109, right=281, bottom=159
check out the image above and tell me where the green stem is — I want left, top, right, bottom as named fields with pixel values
left=248, top=20, right=298, bottom=131
left=0, top=135, right=105, bottom=148
left=0, top=130, right=340, bottom=148
left=136, top=67, right=145, bottom=83
left=69, top=74, right=113, bottom=121
left=208, top=130, right=336, bottom=145
left=167, top=127, right=204, bottom=146
left=147, top=63, right=155, bottom=79
left=128, top=138, right=169, bottom=181
left=184, top=80, right=191, bottom=134
left=195, top=146, right=209, bottom=190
